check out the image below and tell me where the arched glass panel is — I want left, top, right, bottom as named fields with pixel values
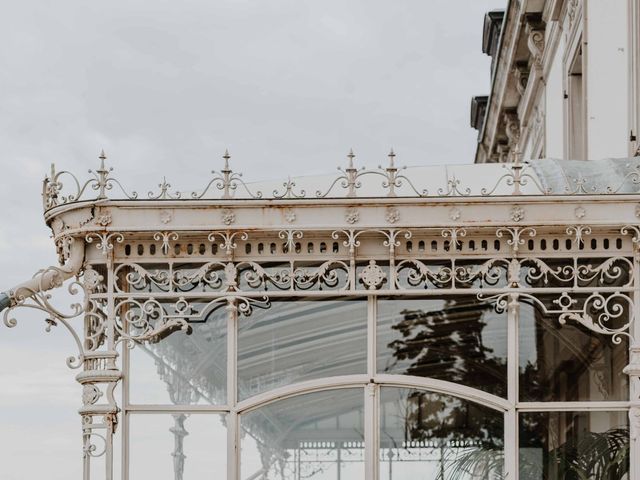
left=237, top=298, right=367, bottom=400
left=377, top=296, right=508, bottom=397
left=519, top=411, right=629, bottom=479
left=519, top=297, right=628, bottom=401
left=241, top=388, right=365, bottom=479
left=379, top=387, right=504, bottom=479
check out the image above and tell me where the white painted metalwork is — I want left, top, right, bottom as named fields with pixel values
left=3, top=153, right=640, bottom=479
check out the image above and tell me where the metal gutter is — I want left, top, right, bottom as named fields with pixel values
left=0, top=241, right=85, bottom=314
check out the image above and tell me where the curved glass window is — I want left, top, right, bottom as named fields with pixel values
left=377, top=297, right=508, bottom=397
left=380, top=387, right=504, bottom=479
left=238, top=298, right=367, bottom=400
left=241, top=388, right=365, bottom=479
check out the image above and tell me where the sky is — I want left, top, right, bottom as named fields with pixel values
left=0, top=1, right=505, bottom=478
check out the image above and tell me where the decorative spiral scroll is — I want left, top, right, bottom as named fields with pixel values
left=3, top=267, right=88, bottom=368
left=484, top=291, right=633, bottom=345
left=293, top=260, right=351, bottom=290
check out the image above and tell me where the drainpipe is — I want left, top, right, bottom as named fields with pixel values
left=0, top=240, right=85, bottom=314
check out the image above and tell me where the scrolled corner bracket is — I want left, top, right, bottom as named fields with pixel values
left=483, top=291, right=634, bottom=346
left=0, top=240, right=87, bottom=368
left=548, top=292, right=633, bottom=345
left=114, top=297, right=194, bottom=347
left=1, top=278, right=88, bottom=369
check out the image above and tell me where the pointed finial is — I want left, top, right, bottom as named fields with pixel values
left=223, top=149, right=231, bottom=171
left=388, top=148, right=396, bottom=168
left=347, top=149, right=355, bottom=170
left=98, top=149, right=107, bottom=171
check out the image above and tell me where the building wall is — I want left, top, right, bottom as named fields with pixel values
left=584, top=0, right=629, bottom=160
left=474, top=0, right=640, bottom=163
left=544, top=45, right=564, bottom=159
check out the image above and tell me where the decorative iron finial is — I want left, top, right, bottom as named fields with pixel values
left=220, top=150, right=233, bottom=199
left=347, top=149, right=355, bottom=170
left=385, top=148, right=399, bottom=197
left=95, top=150, right=110, bottom=199
left=222, top=149, right=231, bottom=172
left=388, top=148, right=396, bottom=168
left=344, top=149, right=359, bottom=197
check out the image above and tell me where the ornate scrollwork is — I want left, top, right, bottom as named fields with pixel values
left=577, top=257, right=634, bottom=287
left=41, top=151, right=640, bottom=206
left=114, top=295, right=271, bottom=344
left=148, top=178, right=182, bottom=200
left=278, top=230, right=303, bottom=253
left=273, top=178, right=306, bottom=199
left=480, top=161, right=550, bottom=196
left=208, top=231, right=248, bottom=256
left=359, top=260, right=386, bottom=290
left=3, top=267, right=88, bottom=368
left=566, top=225, right=592, bottom=246
left=115, top=263, right=172, bottom=293
left=82, top=415, right=109, bottom=459
left=487, top=291, right=633, bottom=345
left=441, top=228, right=466, bottom=248
left=293, top=260, right=351, bottom=290
left=85, top=232, right=125, bottom=255
left=43, top=152, right=138, bottom=210
left=396, top=259, right=453, bottom=289
left=191, top=150, right=263, bottom=200
left=437, top=174, right=471, bottom=197
left=496, top=227, right=536, bottom=254
left=114, top=297, right=194, bottom=344
left=240, top=262, right=291, bottom=291
left=153, top=231, right=179, bottom=255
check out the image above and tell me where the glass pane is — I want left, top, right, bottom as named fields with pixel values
left=380, top=387, right=504, bottom=479
left=519, top=297, right=628, bottom=401
left=519, top=411, right=629, bottom=480
left=241, top=388, right=365, bottom=479
left=129, top=413, right=227, bottom=479
left=237, top=298, right=367, bottom=400
left=129, top=305, right=227, bottom=405
left=377, top=297, right=508, bottom=397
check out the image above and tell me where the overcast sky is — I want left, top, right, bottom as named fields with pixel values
left=0, top=1, right=504, bottom=478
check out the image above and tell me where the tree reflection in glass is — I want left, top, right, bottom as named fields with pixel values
left=519, top=411, right=628, bottom=480
left=380, top=387, right=504, bottom=479
left=378, top=297, right=508, bottom=398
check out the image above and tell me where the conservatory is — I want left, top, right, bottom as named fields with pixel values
left=2, top=151, right=640, bottom=480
